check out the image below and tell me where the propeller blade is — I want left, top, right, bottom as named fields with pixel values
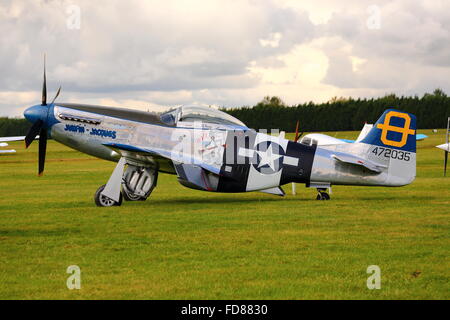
left=38, top=127, right=47, bottom=176
left=42, top=54, right=47, bottom=106
left=25, top=119, right=43, bottom=148
left=294, top=120, right=300, bottom=142
left=445, top=151, right=448, bottom=177
left=50, top=86, right=61, bottom=105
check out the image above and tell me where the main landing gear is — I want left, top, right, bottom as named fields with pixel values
left=121, top=165, right=157, bottom=201
left=94, top=158, right=157, bottom=207
left=316, top=188, right=331, bottom=200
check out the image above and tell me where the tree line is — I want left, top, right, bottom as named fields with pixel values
left=0, top=118, right=32, bottom=137
left=223, top=89, right=450, bottom=132
left=0, top=89, right=449, bottom=136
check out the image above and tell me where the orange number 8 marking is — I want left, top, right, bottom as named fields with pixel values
left=376, top=111, right=415, bottom=148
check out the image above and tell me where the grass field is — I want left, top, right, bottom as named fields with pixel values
left=0, top=129, right=448, bottom=300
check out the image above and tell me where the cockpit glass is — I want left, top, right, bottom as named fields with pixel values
left=178, top=106, right=246, bottom=127
left=159, top=109, right=178, bottom=126
left=160, top=105, right=246, bottom=128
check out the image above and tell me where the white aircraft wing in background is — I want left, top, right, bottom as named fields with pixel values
left=0, top=136, right=40, bottom=154
left=0, top=141, right=16, bottom=154
left=0, top=149, right=16, bottom=154
left=436, top=143, right=450, bottom=152
left=0, top=136, right=40, bottom=142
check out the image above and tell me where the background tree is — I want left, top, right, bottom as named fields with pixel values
left=223, top=89, right=450, bottom=131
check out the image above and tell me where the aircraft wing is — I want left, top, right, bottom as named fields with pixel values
left=0, top=136, right=39, bottom=142
left=332, top=153, right=387, bottom=173
left=436, top=143, right=450, bottom=152
left=103, top=143, right=222, bottom=176
left=0, top=141, right=17, bottom=154
left=0, top=136, right=25, bottom=142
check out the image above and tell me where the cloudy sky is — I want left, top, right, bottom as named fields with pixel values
left=1, top=0, right=450, bottom=117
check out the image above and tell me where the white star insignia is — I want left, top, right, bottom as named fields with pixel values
left=256, top=144, right=282, bottom=170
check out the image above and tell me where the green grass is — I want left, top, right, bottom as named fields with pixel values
left=0, top=129, right=448, bottom=299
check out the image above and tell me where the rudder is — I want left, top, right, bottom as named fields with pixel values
left=361, top=109, right=416, bottom=152
left=360, top=109, right=417, bottom=186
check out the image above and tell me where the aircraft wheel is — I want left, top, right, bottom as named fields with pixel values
left=316, top=192, right=330, bottom=200
left=94, top=184, right=123, bottom=207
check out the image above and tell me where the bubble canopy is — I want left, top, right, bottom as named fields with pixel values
left=160, top=105, right=247, bottom=128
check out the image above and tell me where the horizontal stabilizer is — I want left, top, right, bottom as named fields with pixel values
left=332, top=153, right=387, bottom=173
left=259, top=187, right=285, bottom=196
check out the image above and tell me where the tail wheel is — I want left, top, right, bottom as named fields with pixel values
left=94, top=184, right=123, bottom=207
left=316, top=191, right=330, bottom=200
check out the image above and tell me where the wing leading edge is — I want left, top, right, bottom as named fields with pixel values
left=103, top=142, right=222, bottom=176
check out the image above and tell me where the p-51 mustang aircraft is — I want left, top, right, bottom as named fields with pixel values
left=22, top=62, right=417, bottom=206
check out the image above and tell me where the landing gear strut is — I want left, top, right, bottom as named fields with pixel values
left=316, top=188, right=330, bottom=200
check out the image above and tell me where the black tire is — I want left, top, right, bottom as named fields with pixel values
left=122, top=190, right=145, bottom=201
left=94, top=184, right=123, bottom=207
left=316, top=192, right=330, bottom=200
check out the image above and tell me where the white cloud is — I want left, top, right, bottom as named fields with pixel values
left=0, top=0, right=449, bottom=117
left=260, top=33, right=282, bottom=48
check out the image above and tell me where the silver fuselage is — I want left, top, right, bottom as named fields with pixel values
left=49, top=104, right=414, bottom=191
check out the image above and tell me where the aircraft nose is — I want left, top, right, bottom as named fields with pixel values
left=24, top=105, right=47, bottom=124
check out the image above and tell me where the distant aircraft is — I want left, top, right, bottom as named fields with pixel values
left=21, top=59, right=418, bottom=206
left=0, top=144, right=16, bottom=154
left=0, top=136, right=39, bottom=154
left=0, top=137, right=22, bottom=154
left=300, top=123, right=427, bottom=147
left=436, top=143, right=450, bottom=152
left=436, top=142, right=449, bottom=176
left=435, top=117, right=450, bottom=176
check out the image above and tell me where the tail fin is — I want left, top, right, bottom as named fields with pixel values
left=360, top=109, right=416, bottom=186
left=361, top=109, right=416, bottom=152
